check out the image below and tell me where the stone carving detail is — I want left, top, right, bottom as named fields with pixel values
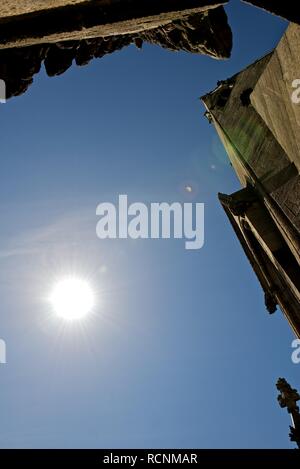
left=264, top=290, right=277, bottom=314
left=276, top=378, right=300, bottom=449
left=140, top=8, right=232, bottom=59
left=218, top=187, right=257, bottom=217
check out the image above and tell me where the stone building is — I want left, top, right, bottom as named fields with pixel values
left=202, top=23, right=300, bottom=337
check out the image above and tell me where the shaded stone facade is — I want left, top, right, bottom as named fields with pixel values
left=202, top=23, right=300, bottom=338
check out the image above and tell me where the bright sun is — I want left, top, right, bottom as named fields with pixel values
left=50, top=277, right=95, bottom=321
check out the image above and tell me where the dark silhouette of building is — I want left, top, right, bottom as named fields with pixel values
left=277, top=378, right=300, bottom=449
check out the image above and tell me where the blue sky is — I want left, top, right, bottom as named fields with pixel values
left=0, top=0, right=298, bottom=449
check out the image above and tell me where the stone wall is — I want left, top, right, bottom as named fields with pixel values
left=0, top=1, right=227, bottom=49
left=0, top=2, right=232, bottom=99
left=251, top=24, right=300, bottom=173
left=0, top=1, right=87, bottom=18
